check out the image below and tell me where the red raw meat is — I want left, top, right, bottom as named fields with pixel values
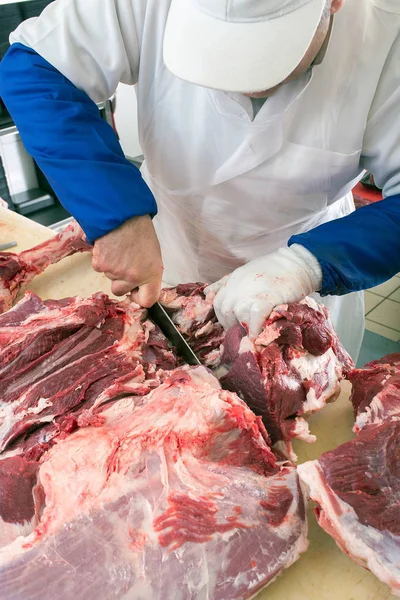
left=0, top=274, right=354, bottom=596
left=0, top=456, right=40, bottom=547
left=160, top=286, right=353, bottom=459
left=298, top=353, right=400, bottom=596
left=0, top=291, right=177, bottom=549
left=348, top=353, right=400, bottom=431
left=0, top=220, right=90, bottom=314
left=0, top=292, right=177, bottom=454
left=160, top=283, right=225, bottom=367
left=0, top=367, right=308, bottom=600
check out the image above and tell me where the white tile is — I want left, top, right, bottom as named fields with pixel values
left=389, top=287, right=400, bottom=303
left=369, top=277, right=400, bottom=298
left=364, top=292, right=383, bottom=315
left=365, top=319, right=400, bottom=342
left=367, top=299, right=400, bottom=332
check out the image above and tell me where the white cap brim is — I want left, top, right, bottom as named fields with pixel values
left=164, top=0, right=326, bottom=93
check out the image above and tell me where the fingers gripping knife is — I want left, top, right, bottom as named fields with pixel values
left=148, top=302, right=201, bottom=366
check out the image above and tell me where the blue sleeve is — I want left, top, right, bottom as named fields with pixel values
left=0, top=43, right=157, bottom=244
left=289, top=195, right=400, bottom=295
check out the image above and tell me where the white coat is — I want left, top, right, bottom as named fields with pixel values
left=11, top=0, right=400, bottom=360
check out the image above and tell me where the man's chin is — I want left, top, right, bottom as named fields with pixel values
left=244, top=88, right=278, bottom=99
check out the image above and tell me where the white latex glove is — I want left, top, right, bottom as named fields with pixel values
left=205, top=244, right=322, bottom=339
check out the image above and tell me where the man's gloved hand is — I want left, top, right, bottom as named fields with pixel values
left=206, top=244, right=322, bottom=339
left=92, top=215, right=163, bottom=307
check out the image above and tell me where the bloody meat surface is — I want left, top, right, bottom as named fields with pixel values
left=0, top=271, right=355, bottom=598
left=0, top=292, right=177, bottom=454
left=0, top=367, right=308, bottom=600
left=160, top=285, right=353, bottom=458
left=298, top=353, right=400, bottom=597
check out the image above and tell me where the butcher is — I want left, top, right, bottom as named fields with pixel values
left=0, top=0, right=399, bottom=360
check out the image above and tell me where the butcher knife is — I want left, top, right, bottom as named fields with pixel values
left=148, top=302, right=201, bottom=366
left=0, top=241, right=17, bottom=251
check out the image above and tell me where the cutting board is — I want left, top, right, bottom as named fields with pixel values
left=0, top=208, right=116, bottom=300
left=0, top=208, right=395, bottom=600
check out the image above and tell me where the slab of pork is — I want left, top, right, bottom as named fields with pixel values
left=0, top=366, right=308, bottom=600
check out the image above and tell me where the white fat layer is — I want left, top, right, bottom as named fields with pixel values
left=354, top=397, right=385, bottom=432
left=255, top=323, right=281, bottom=347
left=172, top=297, right=213, bottom=335
left=355, top=384, right=400, bottom=433
left=212, top=364, right=229, bottom=379
left=203, top=349, right=223, bottom=368
left=25, top=397, right=53, bottom=416
left=274, top=419, right=317, bottom=463
left=292, top=418, right=317, bottom=444
left=0, top=515, right=36, bottom=548
left=238, top=337, right=255, bottom=355
left=301, top=297, right=320, bottom=311
left=290, top=349, right=341, bottom=414
left=298, top=461, right=400, bottom=596
left=0, top=395, right=54, bottom=451
left=274, top=440, right=298, bottom=463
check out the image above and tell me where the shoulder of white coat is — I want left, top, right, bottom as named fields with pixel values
left=371, top=0, right=400, bottom=15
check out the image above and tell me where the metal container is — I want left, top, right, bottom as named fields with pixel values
left=0, top=126, right=38, bottom=196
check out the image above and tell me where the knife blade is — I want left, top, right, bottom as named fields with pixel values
left=0, top=242, right=17, bottom=251
left=147, top=302, right=201, bottom=366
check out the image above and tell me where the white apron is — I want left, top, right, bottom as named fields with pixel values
left=137, top=61, right=365, bottom=360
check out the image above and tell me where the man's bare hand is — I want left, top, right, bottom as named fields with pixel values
left=92, top=215, right=163, bottom=307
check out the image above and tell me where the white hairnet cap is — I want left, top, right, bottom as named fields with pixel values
left=163, top=0, right=327, bottom=93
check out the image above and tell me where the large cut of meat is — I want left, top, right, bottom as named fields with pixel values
left=0, top=291, right=177, bottom=456
left=348, top=352, right=400, bottom=432
left=0, top=366, right=308, bottom=600
left=0, top=220, right=90, bottom=314
left=0, top=290, right=178, bottom=549
left=298, top=353, right=400, bottom=597
left=160, top=284, right=353, bottom=459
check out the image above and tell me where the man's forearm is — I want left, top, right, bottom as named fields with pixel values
left=0, top=44, right=156, bottom=243
left=289, top=194, right=400, bottom=295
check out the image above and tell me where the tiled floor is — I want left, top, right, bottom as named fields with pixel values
left=365, top=274, right=400, bottom=342
left=359, top=273, right=400, bottom=366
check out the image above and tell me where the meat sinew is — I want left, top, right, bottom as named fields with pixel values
left=298, top=353, right=400, bottom=597
left=0, top=366, right=308, bottom=600
left=0, top=220, right=90, bottom=314
left=160, top=285, right=353, bottom=459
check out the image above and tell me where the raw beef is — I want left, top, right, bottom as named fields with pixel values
left=0, top=292, right=177, bottom=454
left=160, top=285, right=353, bottom=459
left=0, top=290, right=177, bottom=549
left=348, top=353, right=400, bottom=431
left=0, top=366, right=308, bottom=600
left=298, top=352, right=400, bottom=596
left=160, top=283, right=225, bottom=367
left=0, top=220, right=90, bottom=314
